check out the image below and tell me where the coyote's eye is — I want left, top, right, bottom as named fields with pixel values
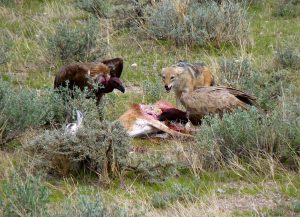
left=162, top=76, right=165, bottom=79
left=170, top=76, right=175, bottom=80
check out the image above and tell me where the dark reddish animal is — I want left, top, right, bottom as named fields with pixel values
left=158, top=108, right=188, bottom=124
left=54, top=58, right=125, bottom=104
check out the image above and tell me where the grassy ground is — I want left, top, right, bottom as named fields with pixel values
left=0, top=0, right=300, bottom=216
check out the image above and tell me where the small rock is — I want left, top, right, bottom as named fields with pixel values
left=292, top=201, right=300, bottom=213
left=131, top=63, right=138, bottom=67
left=216, top=188, right=225, bottom=193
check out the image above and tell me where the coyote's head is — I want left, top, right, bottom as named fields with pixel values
left=161, top=67, right=185, bottom=92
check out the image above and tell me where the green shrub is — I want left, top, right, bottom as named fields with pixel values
left=0, top=80, right=62, bottom=144
left=48, top=18, right=107, bottom=63
left=0, top=0, right=15, bottom=6
left=218, top=58, right=252, bottom=87
left=273, top=0, right=300, bottom=17
left=109, top=1, right=147, bottom=28
left=75, top=0, right=111, bottom=18
left=151, top=184, right=194, bottom=209
left=274, top=46, right=300, bottom=70
left=26, top=119, right=131, bottom=181
left=196, top=101, right=300, bottom=170
left=56, top=191, right=128, bottom=217
left=127, top=152, right=178, bottom=184
left=0, top=30, right=13, bottom=65
left=0, top=79, right=106, bottom=145
left=0, top=171, right=50, bottom=217
left=144, top=0, right=250, bottom=47
left=0, top=171, right=128, bottom=217
left=218, top=58, right=293, bottom=110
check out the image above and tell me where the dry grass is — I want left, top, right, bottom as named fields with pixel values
left=0, top=1, right=300, bottom=216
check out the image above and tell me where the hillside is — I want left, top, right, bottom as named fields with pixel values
left=0, top=0, right=300, bottom=216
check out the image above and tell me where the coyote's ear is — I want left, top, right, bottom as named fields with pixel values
left=161, top=68, right=166, bottom=75
left=101, top=58, right=123, bottom=78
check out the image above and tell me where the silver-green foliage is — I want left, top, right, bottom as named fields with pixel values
left=275, top=46, right=300, bottom=70
left=196, top=103, right=300, bottom=169
left=145, top=0, right=250, bottom=46
left=57, top=192, right=127, bottom=217
left=151, top=184, right=194, bottom=209
left=0, top=0, right=14, bottom=6
left=273, top=0, right=300, bottom=17
left=218, top=58, right=293, bottom=110
left=0, top=79, right=103, bottom=145
left=0, top=172, right=50, bottom=217
left=75, top=0, right=111, bottom=18
left=0, top=30, right=13, bottom=65
left=0, top=79, right=65, bottom=144
left=26, top=119, right=131, bottom=178
left=48, top=18, right=107, bottom=63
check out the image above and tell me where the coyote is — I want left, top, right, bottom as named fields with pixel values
left=161, top=61, right=215, bottom=108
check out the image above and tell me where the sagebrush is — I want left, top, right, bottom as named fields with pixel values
left=0, top=79, right=107, bottom=145
left=274, top=46, right=300, bottom=70
left=218, top=57, right=293, bottom=110
left=195, top=101, right=300, bottom=170
left=144, top=0, right=250, bottom=47
left=0, top=170, right=128, bottom=217
left=0, top=171, right=50, bottom=217
left=0, top=30, right=13, bottom=65
left=48, top=18, right=107, bottom=63
left=26, top=119, right=131, bottom=181
left=56, top=190, right=128, bottom=217
left=273, top=0, right=300, bottom=17
left=75, top=0, right=111, bottom=18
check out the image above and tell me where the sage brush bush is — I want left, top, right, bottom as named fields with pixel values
left=75, top=0, right=111, bottom=18
left=218, top=58, right=293, bottom=110
left=196, top=102, right=300, bottom=170
left=127, top=152, right=178, bottom=184
left=56, top=191, right=128, bottom=217
left=273, top=0, right=300, bottom=17
left=151, top=184, right=194, bottom=209
left=26, top=120, right=131, bottom=180
left=144, top=0, right=250, bottom=47
left=274, top=46, right=300, bottom=70
left=0, top=30, right=13, bottom=65
left=0, top=79, right=104, bottom=145
left=0, top=79, right=65, bottom=144
left=48, top=18, right=107, bottom=63
left=0, top=0, right=15, bottom=6
left=218, top=58, right=252, bottom=87
left=104, top=0, right=155, bottom=28
left=0, top=171, right=50, bottom=217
